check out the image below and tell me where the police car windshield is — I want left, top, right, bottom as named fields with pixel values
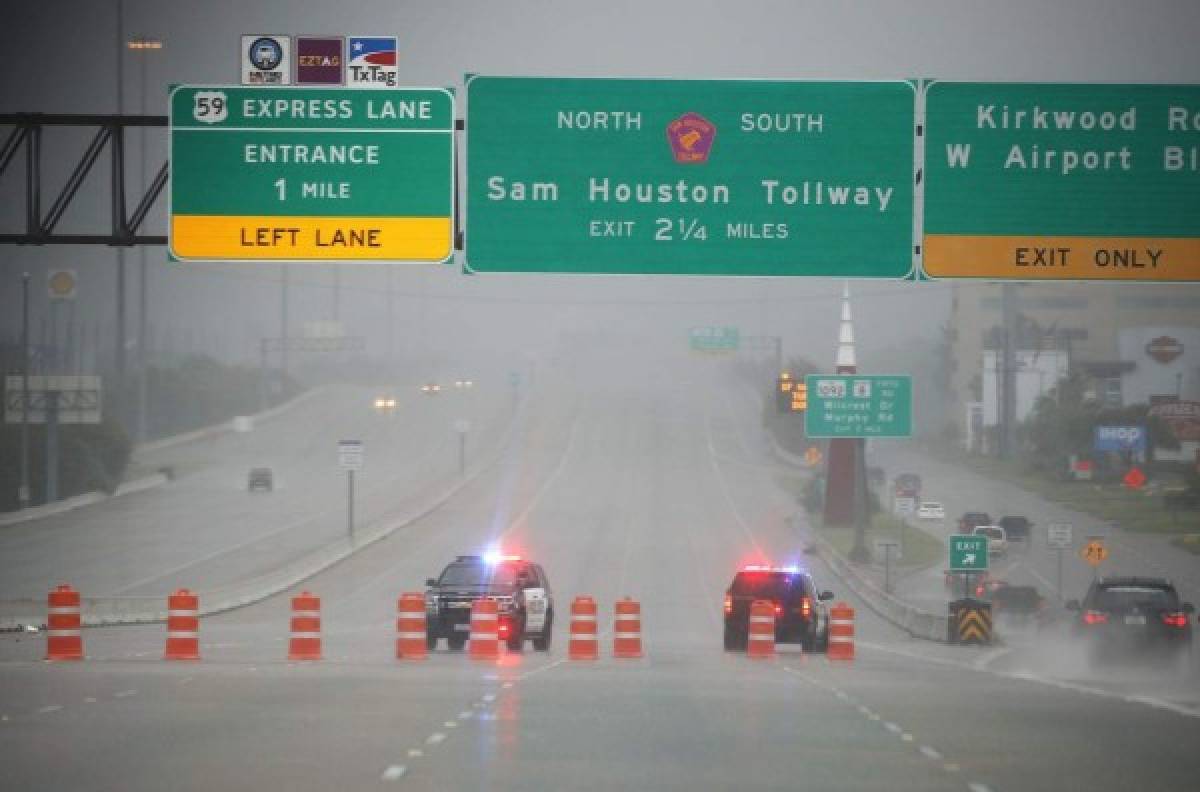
left=439, top=562, right=521, bottom=587
left=732, top=572, right=809, bottom=600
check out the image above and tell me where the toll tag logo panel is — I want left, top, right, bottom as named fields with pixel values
left=347, top=36, right=398, bottom=88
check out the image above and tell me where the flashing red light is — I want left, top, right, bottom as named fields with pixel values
left=1083, top=610, right=1109, bottom=625
left=774, top=604, right=782, bottom=616
left=742, top=564, right=771, bottom=572
left=498, top=623, right=510, bottom=637
left=723, top=594, right=732, bottom=615
left=800, top=596, right=812, bottom=618
left=1161, top=612, right=1189, bottom=628
left=975, top=585, right=985, bottom=597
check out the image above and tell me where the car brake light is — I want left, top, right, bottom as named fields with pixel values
left=774, top=604, right=782, bottom=616
left=1083, top=610, right=1109, bottom=625
left=1161, top=612, right=1189, bottom=628
left=724, top=594, right=732, bottom=615
left=800, top=596, right=812, bottom=617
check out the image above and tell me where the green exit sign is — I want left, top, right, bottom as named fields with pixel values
left=466, top=77, right=915, bottom=277
left=803, top=375, right=912, bottom=438
left=689, top=326, right=739, bottom=353
left=949, top=534, right=989, bottom=572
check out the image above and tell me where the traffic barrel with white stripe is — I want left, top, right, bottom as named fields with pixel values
left=828, top=601, right=855, bottom=660
left=569, top=595, right=598, bottom=661
left=468, top=598, right=500, bottom=660
left=288, top=591, right=322, bottom=661
left=747, top=599, right=776, bottom=659
left=46, top=584, right=83, bottom=661
left=396, top=592, right=428, bottom=660
left=613, top=597, right=642, bottom=659
left=164, top=589, right=200, bottom=661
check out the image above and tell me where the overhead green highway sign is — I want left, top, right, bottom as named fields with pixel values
left=924, top=82, right=1200, bottom=282
left=803, top=375, right=912, bottom=438
left=169, top=85, right=455, bottom=262
left=465, top=77, right=915, bottom=277
left=689, top=326, right=739, bottom=353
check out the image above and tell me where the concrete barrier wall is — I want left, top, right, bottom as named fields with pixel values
left=0, top=393, right=527, bottom=631
left=815, top=534, right=949, bottom=643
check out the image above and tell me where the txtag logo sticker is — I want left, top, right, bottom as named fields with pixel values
left=347, top=36, right=398, bottom=88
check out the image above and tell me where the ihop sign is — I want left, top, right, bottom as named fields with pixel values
left=1094, top=425, right=1147, bottom=453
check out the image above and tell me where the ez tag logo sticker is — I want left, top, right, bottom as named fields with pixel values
left=192, top=90, right=228, bottom=124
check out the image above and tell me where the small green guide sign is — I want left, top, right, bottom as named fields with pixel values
left=465, top=77, right=915, bottom=277
left=803, top=375, right=912, bottom=438
left=689, top=326, right=739, bottom=353
left=949, top=534, right=989, bottom=572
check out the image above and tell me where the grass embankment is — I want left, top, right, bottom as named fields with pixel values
left=1171, top=534, right=1200, bottom=555
left=930, top=445, right=1198, bottom=535
left=816, top=513, right=944, bottom=571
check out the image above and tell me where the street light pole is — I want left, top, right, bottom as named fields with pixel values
left=19, top=272, right=31, bottom=509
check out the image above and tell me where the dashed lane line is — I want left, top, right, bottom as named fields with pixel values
left=381, top=765, right=406, bottom=781
left=920, top=746, right=943, bottom=761
left=114, top=689, right=137, bottom=698
left=425, top=732, right=447, bottom=746
left=36, top=705, right=62, bottom=714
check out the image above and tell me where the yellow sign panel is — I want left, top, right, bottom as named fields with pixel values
left=1080, top=539, right=1109, bottom=567
left=925, top=236, right=1200, bottom=281
left=170, top=215, right=453, bottom=261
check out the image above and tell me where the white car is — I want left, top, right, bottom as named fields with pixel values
left=973, top=525, right=1008, bottom=557
left=918, top=501, right=946, bottom=520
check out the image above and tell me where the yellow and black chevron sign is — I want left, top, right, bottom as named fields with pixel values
left=957, top=606, right=993, bottom=644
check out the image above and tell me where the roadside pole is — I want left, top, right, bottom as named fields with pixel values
left=338, top=440, right=364, bottom=540
left=1057, top=547, right=1064, bottom=600
left=19, top=272, right=31, bottom=509
left=455, top=419, right=470, bottom=477
left=44, top=389, right=59, bottom=503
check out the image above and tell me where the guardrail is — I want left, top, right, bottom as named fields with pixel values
left=814, top=534, right=949, bottom=643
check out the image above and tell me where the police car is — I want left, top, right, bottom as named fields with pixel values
left=424, top=554, right=554, bottom=651
left=723, top=564, right=833, bottom=651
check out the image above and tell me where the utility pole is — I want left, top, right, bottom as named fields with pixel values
left=130, top=35, right=162, bottom=443
left=1000, top=283, right=1018, bottom=458
left=280, top=264, right=289, bottom=380
left=114, top=0, right=127, bottom=384
left=19, top=273, right=31, bottom=509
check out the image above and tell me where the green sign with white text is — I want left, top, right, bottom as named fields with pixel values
left=924, top=82, right=1200, bottom=281
left=804, top=375, right=912, bottom=438
left=689, top=326, right=739, bottom=353
left=949, top=534, right=989, bottom=572
left=465, top=77, right=915, bottom=277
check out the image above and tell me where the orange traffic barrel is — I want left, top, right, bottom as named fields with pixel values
left=828, top=601, right=855, bottom=661
left=164, top=589, right=200, bottom=661
left=613, top=597, right=643, bottom=659
left=288, top=591, right=322, bottom=661
left=568, top=595, right=598, bottom=660
left=396, top=592, right=428, bottom=660
left=468, top=599, right=499, bottom=660
left=746, top=599, right=776, bottom=659
left=46, top=584, right=83, bottom=661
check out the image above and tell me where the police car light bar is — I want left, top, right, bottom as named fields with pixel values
left=484, top=552, right=522, bottom=564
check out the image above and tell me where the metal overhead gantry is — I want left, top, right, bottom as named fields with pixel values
left=0, top=113, right=167, bottom=246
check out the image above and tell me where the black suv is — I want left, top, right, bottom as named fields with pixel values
left=723, top=565, right=833, bottom=651
left=424, top=555, right=554, bottom=651
left=1067, top=576, right=1194, bottom=664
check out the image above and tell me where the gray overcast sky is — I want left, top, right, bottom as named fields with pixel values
left=1, top=0, right=1198, bottom=371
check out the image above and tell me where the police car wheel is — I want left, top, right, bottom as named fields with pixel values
left=426, top=632, right=438, bottom=650
left=532, top=612, right=553, bottom=651
left=723, top=625, right=746, bottom=651
left=505, top=632, right=523, bottom=651
left=447, top=635, right=466, bottom=651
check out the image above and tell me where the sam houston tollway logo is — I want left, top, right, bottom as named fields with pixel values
left=667, top=112, right=716, bottom=164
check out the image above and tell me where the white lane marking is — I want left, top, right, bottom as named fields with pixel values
left=920, top=746, right=943, bottom=761
left=83, top=697, right=97, bottom=704
left=443, top=720, right=457, bottom=729
left=36, top=705, right=63, bottom=714
left=901, top=733, right=914, bottom=742
left=501, top=414, right=580, bottom=540
left=114, top=690, right=137, bottom=698
left=407, top=749, right=424, bottom=758
left=1016, top=559, right=1058, bottom=594
left=968, top=784, right=993, bottom=792
left=481, top=694, right=496, bottom=703
left=857, top=705, right=873, bottom=717
left=944, top=764, right=960, bottom=773
left=517, top=658, right=566, bottom=682
left=858, top=640, right=1200, bottom=720
left=426, top=732, right=446, bottom=745
left=501, top=682, right=514, bottom=689
left=179, top=677, right=193, bottom=685
left=2, top=714, right=9, bottom=721
left=972, top=647, right=1012, bottom=670
left=381, top=765, right=407, bottom=781
left=704, top=409, right=765, bottom=557
left=884, top=721, right=902, bottom=734
left=868, top=713, right=881, bottom=721
left=458, top=711, right=472, bottom=720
